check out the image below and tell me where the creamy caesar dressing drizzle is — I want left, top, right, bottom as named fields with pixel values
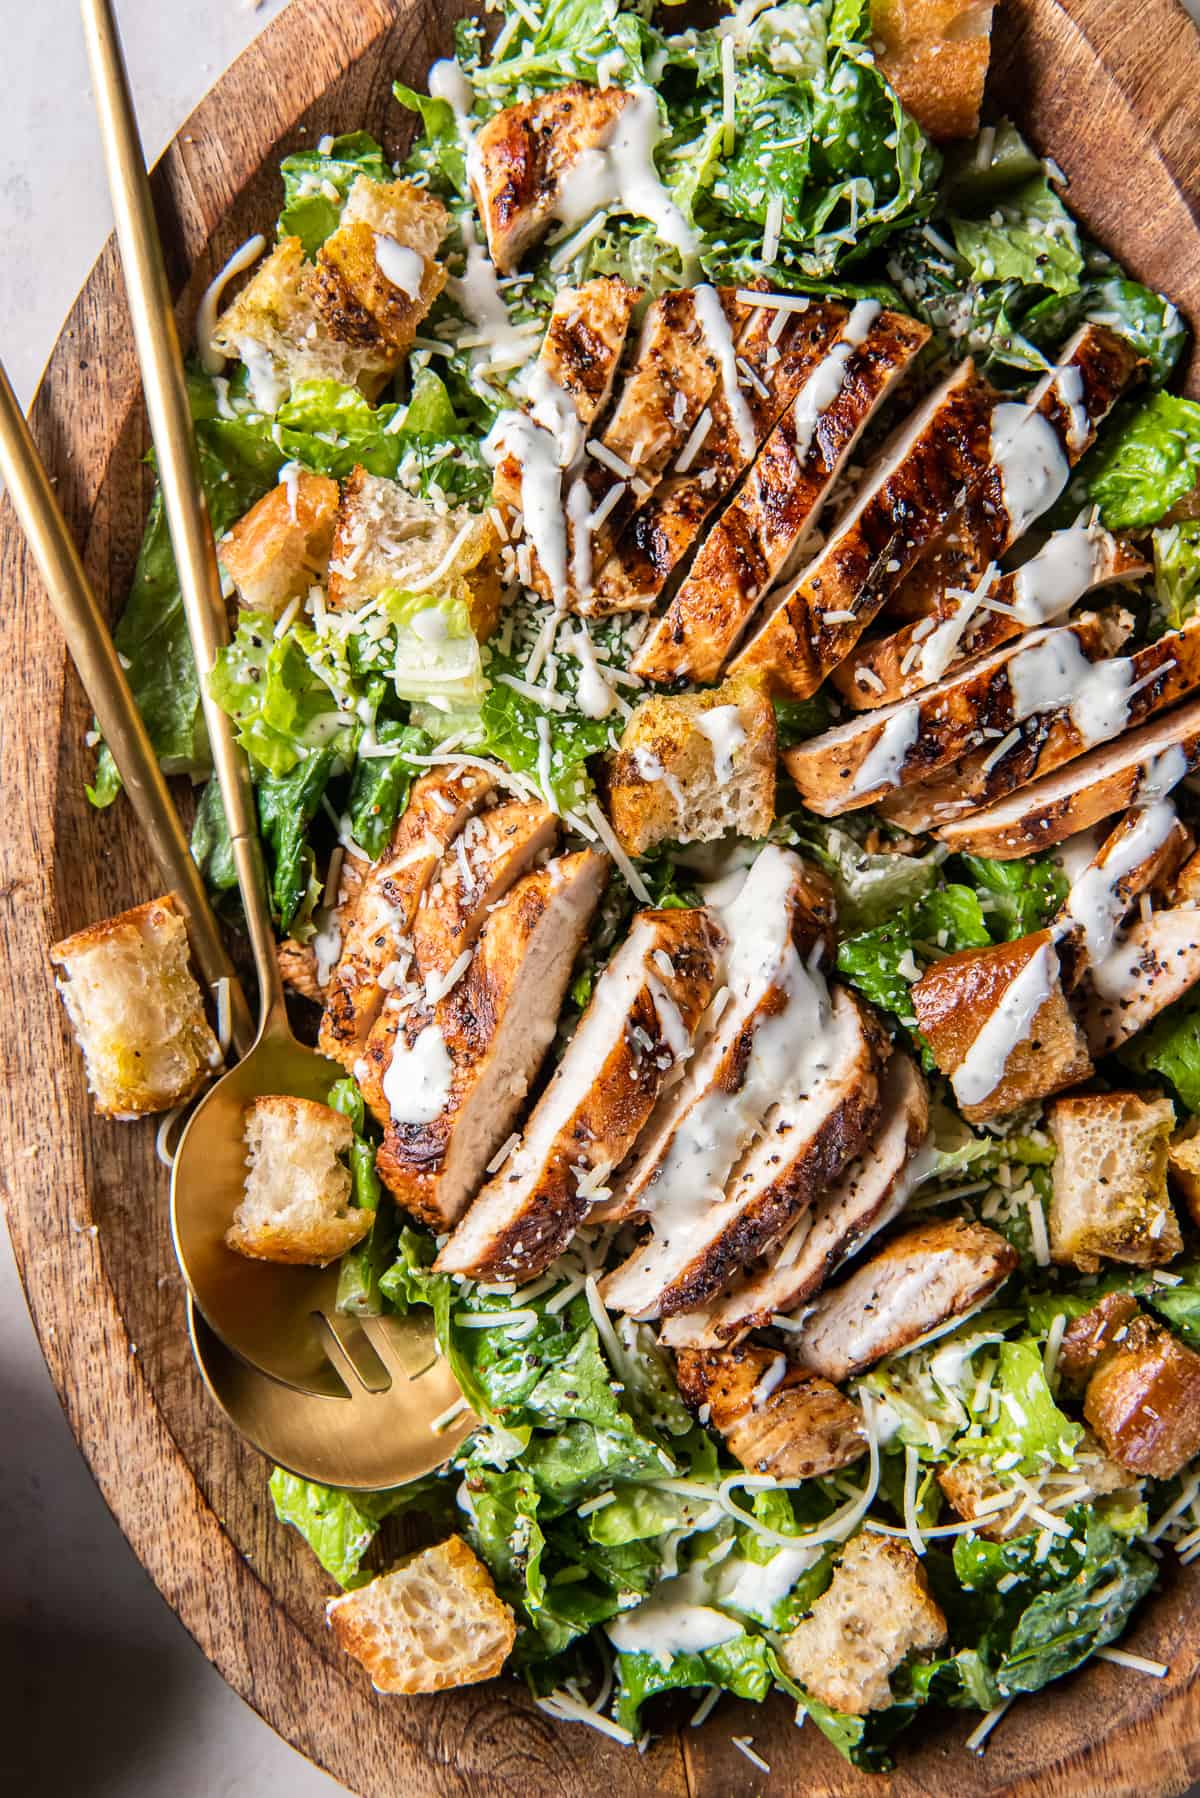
left=383, top=1022, right=455, bottom=1125
left=1011, top=522, right=1101, bottom=626
left=989, top=402, right=1070, bottom=538
left=196, top=233, right=266, bottom=374
left=484, top=410, right=570, bottom=602
left=554, top=85, right=699, bottom=265
left=789, top=293, right=882, bottom=467
left=714, top=1543, right=822, bottom=1624
left=846, top=703, right=920, bottom=798
left=566, top=478, right=595, bottom=601
left=692, top=284, right=758, bottom=458
left=1140, top=743, right=1189, bottom=800
left=562, top=619, right=616, bottom=718
left=916, top=564, right=998, bottom=685
left=632, top=745, right=688, bottom=813
left=373, top=234, right=424, bottom=298
left=951, top=940, right=1055, bottom=1108
left=1007, top=630, right=1131, bottom=748
left=605, top=1565, right=742, bottom=1665
left=1062, top=800, right=1178, bottom=964
left=1055, top=363, right=1091, bottom=455
left=645, top=971, right=695, bottom=1066
left=238, top=338, right=289, bottom=414
left=696, top=704, right=747, bottom=784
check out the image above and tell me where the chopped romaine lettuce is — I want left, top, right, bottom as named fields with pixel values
left=1153, top=520, right=1200, bottom=631
left=277, top=131, right=391, bottom=256
left=1088, top=391, right=1200, bottom=529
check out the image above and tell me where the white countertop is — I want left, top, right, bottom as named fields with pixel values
left=3, top=3, right=1200, bottom=1795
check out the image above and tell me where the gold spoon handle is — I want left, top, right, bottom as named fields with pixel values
left=80, top=0, right=286, bottom=1040
left=0, top=358, right=254, bottom=1058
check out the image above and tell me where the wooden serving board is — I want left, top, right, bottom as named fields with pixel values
left=4, top=0, right=1200, bottom=1790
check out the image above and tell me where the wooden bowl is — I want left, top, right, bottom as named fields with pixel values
left=4, top=0, right=1200, bottom=1790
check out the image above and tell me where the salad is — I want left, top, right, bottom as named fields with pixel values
left=82, top=0, right=1200, bottom=1773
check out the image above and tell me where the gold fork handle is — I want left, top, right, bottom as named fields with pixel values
left=0, top=359, right=254, bottom=1058
left=80, top=0, right=287, bottom=1040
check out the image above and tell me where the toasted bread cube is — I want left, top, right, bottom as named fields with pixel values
left=327, top=1536, right=516, bottom=1694
left=938, top=1434, right=1137, bottom=1538
left=1047, top=1093, right=1180, bottom=1273
left=872, top=0, right=996, bottom=141
left=605, top=674, right=777, bottom=857
left=51, top=895, right=221, bottom=1119
left=313, top=178, right=448, bottom=361
left=778, top=1533, right=946, bottom=1716
left=226, top=1095, right=367, bottom=1266
left=911, top=930, right=1092, bottom=1123
left=1084, top=1313, right=1200, bottom=1479
left=1056, top=1293, right=1143, bottom=1392
left=219, top=472, right=340, bottom=615
left=1168, top=1120, right=1200, bottom=1226
left=211, top=238, right=371, bottom=411
left=325, top=466, right=499, bottom=633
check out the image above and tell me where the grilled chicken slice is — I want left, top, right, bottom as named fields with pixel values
left=602, top=983, right=885, bottom=1318
left=574, top=286, right=759, bottom=582
left=1055, top=800, right=1191, bottom=987
left=1084, top=1312, right=1200, bottom=1479
left=879, top=613, right=1200, bottom=834
left=730, top=361, right=996, bottom=697
left=594, top=846, right=839, bottom=1229
left=589, top=301, right=852, bottom=618
left=1081, top=906, right=1200, bottom=1054
left=412, top=801, right=559, bottom=980
left=930, top=694, right=1200, bottom=859
left=674, top=1345, right=867, bottom=1480
left=786, top=610, right=1130, bottom=817
left=792, top=1218, right=1018, bottom=1382
left=912, top=929, right=1092, bottom=1122
left=470, top=83, right=631, bottom=272
left=833, top=527, right=1149, bottom=711
left=635, top=307, right=929, bottom=684
left=538, top=277, right=642, bottom=430
left=319, top=766, right=495, bottom=1069
left=434, top=906, right=725, bottom=1280
left=661, top=1051, right=929, bottom=1349
left=366, top=850, right=609, bottom=1230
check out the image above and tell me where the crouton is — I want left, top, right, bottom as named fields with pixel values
left=1084, top=1313, right=1200, bottom=1479
left=605, top=673, right=776, bottom=856
left=1168, top=1120, right=1200, bottom=1226
left=938, top=1435, right=1137, bottom=1538
left=225, top=1095, right=368, bottom=1266
left=219, top=471, right=340, bottom=615
left=327, top=1536, right=515, bottom=1694
left=325, top=465, right=499, bottom=634
left=674, top=1345, right=868, bottom=1481
left=871, top=0, right=996, bottom=142
left=1047, top=1093, right=1181, bottom=1272
left=778, top=1533, right=947, bottom=1715
left=1056, top=1293, right=1143, bottom=1391
left=313, top=178, right=447, bottom=361
left=50, top=895, right=222, bottom=1118
left=911, top=930, right=1092, bottom=1123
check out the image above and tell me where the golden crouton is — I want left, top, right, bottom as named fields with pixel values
left=871, top=0, right=996, bottom=142
left=912, top=930, right=1092, bottom=1123
left=225, top=1094, right=368, bottom=1266
left=219, top=471, right=340, bottom=615
left=1168, top=1120, right=1200, bottom=1225
left=313, top=178, right=448, bottom=361
left=938, top=1435, right=1137, bottom=1538
left=327, top=1536, right=516, bottom=1694
left=605, top=674, right=777, bottom=857
left=675, top=1345, right=867, bottom=1481
left=1056, top=1292, right=1142, bottom=1392
left=51, top=895, right=222, bottom=1119
left=1047, top=1092, right=1181, bottom=1272
left=778, top=1533, right=947, bottom=1716
left=1084, top=1313, right=1200, bottom=1479
left=326, top=465, right=499, bottom=635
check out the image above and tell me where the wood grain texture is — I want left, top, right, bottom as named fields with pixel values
left=2, top=0, right=1200, bottom=1792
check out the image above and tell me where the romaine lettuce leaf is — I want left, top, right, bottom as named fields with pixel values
left=950, top=175, right=1082, bottom=296
left=836, top=881, right=990, bottom=1048
left=346, top=719, right=431, bottom=860
left=612, top=1632, right=772, bottom=1737
left=1022, top=271, right=1188, bottom=388
left=1153, top=520, right=1200, bottom=631
left=277, top=131, right=391, bottom=256
left=327, top=1076, right=394, bottom=1317
left=267, top=1466, right=448, bottom=1587
left=256, top=747, right=338, bottom=931
left=1088, top=391, right=1200, bottom=529
left=1118, top=988, right=1200, bottom=1110
left=954, top=851, right=1067, bottom=941
left=960, top=1339, right=1081, bottom=1472
left=208, top=612, right=355, bottom=775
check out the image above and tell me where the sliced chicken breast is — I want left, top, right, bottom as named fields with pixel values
left=833, top=528, right=1148, bottom=711
left=878, top=613, right=1200, bottom=833
left=791, top=1218, right=1018, bottom=1382
left=786, top=609, right=1129, bottom=816
left=1055, top=800, right=1191, bottom=988
left=634, top=307, right=929, bottom=684
left=412, top=800, right=559, bottom=979
left=434, top=906, right=725, bottom=1280
left=367, top=850, right=609, bottom=1230
left=931, top=694, right=1200, bottom=859
left=674, top=1345, right=867, bottom=1480
left=601, top=983, right=886, bottom=1319
left=319, top=766, right=495, bottom=1069
left=661, top=1051, right=929, bottom=1349
left=730, top=360, right=996, bottom=697
left=470, top=83, right=631, bottom=272
left=1082, top=906, right=1200, bottom=1053
left=586, top=300, right=852, bottom=618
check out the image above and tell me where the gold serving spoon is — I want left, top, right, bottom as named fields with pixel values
left=76, top=0, right=473, bottom=1445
